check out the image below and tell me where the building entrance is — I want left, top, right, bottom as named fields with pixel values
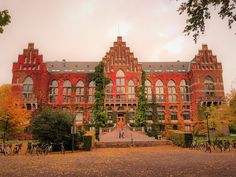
left=117, top=113, right=125, bottom=128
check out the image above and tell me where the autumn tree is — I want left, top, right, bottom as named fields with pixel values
left=0, top=84, right=30, bottom=145
left=228, top=89, right=236, bottom=133
left=135, top=71, right=148, bottom=127
left=178, top=0, right=236, bottom=42
left=0, top=10, right=11, bottom=33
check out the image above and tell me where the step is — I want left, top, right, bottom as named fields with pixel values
left=95, top=140, right=172, bottom=148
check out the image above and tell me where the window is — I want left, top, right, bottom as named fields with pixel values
left=180, top=80, right=190, bottom=102
left=205, top=76, right=215, bottom=96
left=157, top=105, right=165, bottom=110
left=156, top=80, right=165, bottom=102
left=170, top=106, right=178, bottom=110
left=88, top=81, right=95, bottom=102
left=145, top=80, right=152, bottom=102
left=75, top=112, right=83, bottom=122
left=185, top=125, right=191, bottom=131
left=128, top=80, right=135, bottom=100
left=116, top=70, right=125, bottom=102
left=63, top=80, right=72, bottom=103
left=49, top=80, right=58, bottom=103
left=23, top=77, right=33, bottom=99
left=105, top=82, right=113, bottom=93
left=116, top=69, right=125, bottom=94
left=157, top=112, right=165, bottom=120
left=171, top=112, right=178, bottom=120
left=76, top=80, right=84, bottom=103
left=168, top=80, right=177, bottom=102
left=183, top=112, right=190, bottom=120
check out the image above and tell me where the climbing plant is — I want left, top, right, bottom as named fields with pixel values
left=92, top=61, right=110, bottom=132
left=135, top=71, right=148, bottom=127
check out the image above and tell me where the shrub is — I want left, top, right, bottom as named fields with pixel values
left=31, top=108, right=74, bottom=150
left=167, top=130, right=193, bottom=148
left=83, top=135, right=92, bottom=151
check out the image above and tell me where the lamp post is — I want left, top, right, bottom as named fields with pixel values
left=205, top=111, right=211, bottom=145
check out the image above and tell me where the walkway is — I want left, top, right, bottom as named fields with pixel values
left=100, top=127, right=156, bottom=142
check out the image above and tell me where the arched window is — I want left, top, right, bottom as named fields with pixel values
left=49, top=80, right=58, bottom=103
left=23, top=77, right=33, bottom=99
left=156, top=80, right=164, bottom=102
left=88, top=81, right=95, bottom=102
left=180, top=80, right=190, bottom=102
left=145, top=80, right=152, bottom=102
left=128, top=80, right=135, bottom=101
left=116, top=69, right=125, bottom=102
left=63, top=80, right=71, bottom=103
left=168, top=80, right=177, bottom=102
left=105, top=82, right=113, bottom=102
left=76, top=80, right=84, bottom=103
left=205, top=76, right=215, bottom=96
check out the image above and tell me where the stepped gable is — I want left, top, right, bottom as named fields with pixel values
left=12, top=43, right=46, bottom=72
left=103, top=36, right=142, bottom=73
left=190, top=44, right=222, bottom=70
left=46, top=61, right=98, bottom=73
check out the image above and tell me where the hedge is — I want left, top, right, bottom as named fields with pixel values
left=167, top=130, right=193, bottom=148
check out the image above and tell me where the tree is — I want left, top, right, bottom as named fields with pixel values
left=135, top=71, right=148, bottom=127
left=31, top=108, right=75, bottom=149
left=0, top=84, right=30, bottom=145
left=92, top=61, right=110, bottom=132
left=178, top=0, right=236, bottom=42
left=0, top=10, right=11, bottom=33
left=228, top=89, right=236, bottom=133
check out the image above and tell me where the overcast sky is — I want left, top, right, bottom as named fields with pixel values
left=0, top=0, right=235, bottom=93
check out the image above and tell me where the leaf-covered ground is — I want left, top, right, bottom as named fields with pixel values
left=1, top=145, right=236, bottom=177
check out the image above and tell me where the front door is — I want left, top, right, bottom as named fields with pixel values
left=117, top=113, right=125, bottom=128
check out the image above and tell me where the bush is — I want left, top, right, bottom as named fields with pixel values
left=31, top=108, right=74, bottom=150
left=229, top=120, right=236, bottom=134
left=83, top=135, right=92, bottom=151
left=167, top=130, right=193, bottom=148
left=146, top=124, right=160, bottom=138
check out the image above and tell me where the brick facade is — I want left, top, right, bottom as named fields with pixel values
left=12, top=37, right=225, bottom=131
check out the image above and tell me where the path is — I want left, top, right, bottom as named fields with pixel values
left=100, top=126, right=156, bottom=142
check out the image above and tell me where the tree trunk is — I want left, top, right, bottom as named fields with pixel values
left=3, top=119, right=9, bottom=146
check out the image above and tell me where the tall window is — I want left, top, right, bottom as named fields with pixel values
left=157, top=112, right=165, bottom=121
left=63, top=80, right=71, bottom=103
left=76, top=80, right=84, bottom=103
left=180, top=80, right=190, bottom=102
left=23, top=77, right=33, bottom=99
left=145, top=80, right=152, bottom=102
left=49, top=80, right=58, bottom=103
left=168, top=80, right=177, bottom=102
left=116, top=69, right=125, bottom=102
left=116, top=70, right=125, bottom=94
left=171, top=112, right=178, bottom=120
left=105, top=82, right=113, bottom=101
left=156, top=80, right=164, bottom=102
left=128, top=80, right=135, bottom=100
left=88, top=81, right=95, bottom=102
left=205, top=76, right=215, bottom=96
left=183, top=112, right=190, bottom=120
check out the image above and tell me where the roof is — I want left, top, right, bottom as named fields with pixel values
left=46, top=61, right=98, bottom=73
left=46, top=60, right=191, bottom=73
left=141, top=61, right=191, bottom=73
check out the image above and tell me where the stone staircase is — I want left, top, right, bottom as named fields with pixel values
left=95, top=126, right=172, bottom=148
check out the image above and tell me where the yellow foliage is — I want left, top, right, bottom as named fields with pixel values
left=0, top=84, right=31, bottom=133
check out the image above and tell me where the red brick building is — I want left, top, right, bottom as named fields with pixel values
left=12, top=37, right=225, bottom=131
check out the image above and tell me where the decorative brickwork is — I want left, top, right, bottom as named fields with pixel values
left=11, top=37, right=225, bottom=131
